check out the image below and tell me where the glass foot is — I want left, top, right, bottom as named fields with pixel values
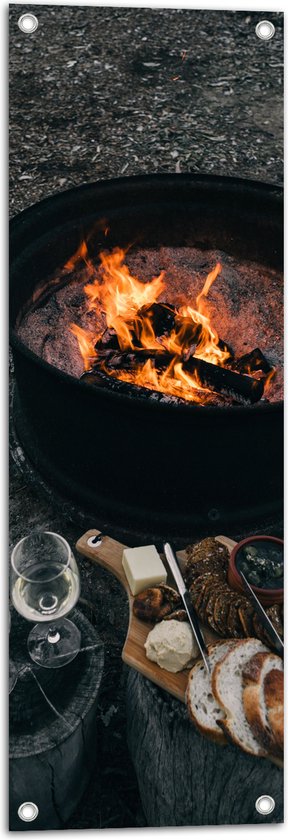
left=9, top=660, right=18, bottom=693
left=27, top=618, right=81, bottom=668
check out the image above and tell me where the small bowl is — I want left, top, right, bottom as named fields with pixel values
left=228, top=535, right=283, bottom=606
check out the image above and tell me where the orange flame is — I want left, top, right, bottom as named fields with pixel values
left=162, top=263, right=230, bottom=367
left=68, top=246, right=228, bottom=401
left=67, top=244, right=273, bottom=403
left=70, top=324, right=97, bottom=371
left=83, top=248, right=165, bottom=351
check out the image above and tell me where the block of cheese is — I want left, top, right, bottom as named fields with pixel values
left=122, top=545, right=167, bottom=596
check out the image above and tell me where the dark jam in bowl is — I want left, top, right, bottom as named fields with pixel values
left=236, top=540, right=283, bottom=589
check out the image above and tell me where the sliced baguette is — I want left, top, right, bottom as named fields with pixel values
left=264, top=668, right=284, bottom=756
left=186, top=640, right=236, bottom=744
left=212, top=638, right=269, bottom=756
left=242, top=652, right=283, bottom=758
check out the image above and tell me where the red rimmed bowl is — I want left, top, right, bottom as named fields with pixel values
left=228, top=535, right=283, bottom=606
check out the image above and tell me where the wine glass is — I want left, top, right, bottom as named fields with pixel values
left=9, top=610, right=18, bottom=693
left=11, top=531, right=81, bottom=668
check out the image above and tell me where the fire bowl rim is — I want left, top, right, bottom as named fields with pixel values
left=9, top=172, right=283, bottom=416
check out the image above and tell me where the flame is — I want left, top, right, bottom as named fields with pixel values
left=262, top=366, right=276, bottom=388
left=117, top=359, right=210, bottom=403
left=70, top=324, right=97, bottom=371
left=83, top=248, right=165, bottom=352
left=68, top=244, right=273, bottom=403
left=162, top=263, right=230, bottom=368
left=64, top=240, right=95, bottom=280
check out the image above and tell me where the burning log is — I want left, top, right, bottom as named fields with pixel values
left=95, top=328, right=119, bottom=351
left=71, top=249, right=272, bottom=406
left=95, top=304, right=176, bottom=354
left=92, top=348, right=172, bottom=371
left=80, top=368, right=189, bottom=406
left=136, top=302, right=176, bottom=338
left=83, top=349, right=264, bottom=405
left=183, top=357, right=264, bottom=405
left=228, top=347, right=273, bottom=376
left=217, top=338, right=234, bottom=361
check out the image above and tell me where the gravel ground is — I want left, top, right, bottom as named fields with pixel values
left=10, top=4, right=283, bottom=218
left=9, top=4, right=283, bottom=830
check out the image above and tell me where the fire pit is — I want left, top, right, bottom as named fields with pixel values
left=10, top=174, right=283, bottom=543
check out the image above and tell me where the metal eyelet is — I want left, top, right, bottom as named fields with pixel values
left=255, top=21, right=275, bottom=41
left=255, top=795, right=275, bottom=815
left=18, top=802, right=39, bottom=822
left=18, top=14, right=39, bottom=34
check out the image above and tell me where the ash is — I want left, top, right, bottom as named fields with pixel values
left=18, top=245, right=283, bottom=404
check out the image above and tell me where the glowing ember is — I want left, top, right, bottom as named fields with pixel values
left=66, top=244, right=275, bottom=404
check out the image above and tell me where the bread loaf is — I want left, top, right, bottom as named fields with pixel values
left=212, top=638, right=269, bottom=756
left=242, top=652, right=283, bottom=758
left=186, top=640, right=236, bottom=744
left=264, top=667, right=284, bottom=756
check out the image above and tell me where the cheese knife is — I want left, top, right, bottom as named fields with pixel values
left=163, top=542, right=211, bottom=673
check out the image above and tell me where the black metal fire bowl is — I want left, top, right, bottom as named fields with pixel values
left=10, top=174, right=283, bottom=543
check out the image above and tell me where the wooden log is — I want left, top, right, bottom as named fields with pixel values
left=137, top=302, right=176, bottom=335
left=229, top=348, right=273, bottom=375
left=83, top=352, right=264, bottom=405
left=9, top=609, right=104, bottom=830
left=184, top=356, right=264, bottom=404
left=80, top=368, right=189, bottom=406
left=126, top=669, right=283, bottom=826
left=91, top=348, right=172, bottom=371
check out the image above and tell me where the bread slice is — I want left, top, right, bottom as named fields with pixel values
left=186, top=640, right=236, bottom=744
left=264, top=668, right=284, bottom=755
left=252, top=613, right=270, bottom=646
left=206, top=588, right=229, bottom=633
left=226, top=597, right=249, bottom=638
left=242, top=652, right=283, bottom=757
left=238, top=605, right=255, bottom=637
left=212, top=638, right=269, bottom=756
left=213, top=591, right=231, bottom=636
left=186, top=556, right=226, bottom=588
left=266, top=605, right=284, bottom=639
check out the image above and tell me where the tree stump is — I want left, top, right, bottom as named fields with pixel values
left=126, top=670, right=283, bottom=827
left=9, top=609, right=104, bottom=830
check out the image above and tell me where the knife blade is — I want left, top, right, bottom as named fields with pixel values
left=163, top=542, right=211, bottom=673
left=239, top=570, right=284, bottom=657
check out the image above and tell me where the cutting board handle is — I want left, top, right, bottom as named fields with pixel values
left=215, top=535, right=237, bottom=553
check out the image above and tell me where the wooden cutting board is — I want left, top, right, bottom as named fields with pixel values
left=76, top=530, right=236, bottom=703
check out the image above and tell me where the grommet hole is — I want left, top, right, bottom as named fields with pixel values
left=87, top=535, right=103, bottom=549
left=18, top=802, right=39, bottom=822
left=18, top=14, right=38, bottom=34
left=255, top=795, right=275, bottom=815
left=255, top=20, right=275, bottom=41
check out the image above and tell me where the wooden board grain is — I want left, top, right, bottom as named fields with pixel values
left=76, top=530, right=236, bottom=703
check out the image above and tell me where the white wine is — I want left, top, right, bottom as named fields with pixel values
left=11, top=561, right=80, bottom=622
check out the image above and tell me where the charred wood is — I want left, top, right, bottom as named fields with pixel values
left=81, top=351, right=264, bottom=404
left=136, top=302, right=176, bottom=338
left=95, top=328, right=120, bottom=351
left=183, top=357, right=264, bottom=404
left=80, top=368, right=189, bottom=405
left=92, top=348, right=172, bottom=371
left=228, top=347, right=273, bottom=376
